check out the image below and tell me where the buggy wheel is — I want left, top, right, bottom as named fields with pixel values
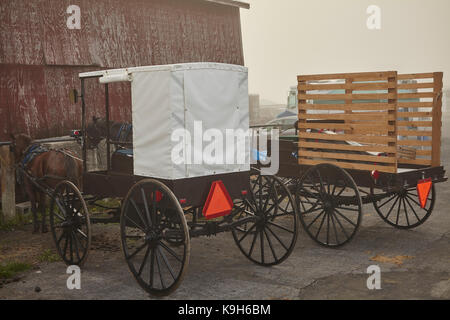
left=120, top=179, right=190, bottom=296
left=50, top=181, right=91, bottom=266
left=232, top=172, right=299, bottom=266
left=296, top=164, right=362, bottom=248
left=371, top=185, right=435, bottom=229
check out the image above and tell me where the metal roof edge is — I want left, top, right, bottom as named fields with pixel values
left=203, top=0, right=250, bottom=9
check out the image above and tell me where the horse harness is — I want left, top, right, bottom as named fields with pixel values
left=17, top=144, right=81, bottom=185
left=116, top=123, right=132, bottom=142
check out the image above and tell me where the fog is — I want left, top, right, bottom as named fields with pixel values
left=241, top=0, right=450, bottom=105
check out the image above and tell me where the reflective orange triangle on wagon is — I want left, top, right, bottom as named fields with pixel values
left=417, top=179, right=432, bottom=209
left=202, top=181, right=233, bottom=220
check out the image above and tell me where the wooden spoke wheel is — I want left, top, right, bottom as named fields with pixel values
left=296, top=164, right=363, bottom=248
left=232, top=172, right=299, bottom=266
left=50, top=181, right=91, bottom=266
left=371, top=185, right=435, bottom=229
left=120, top=179, right=190, bottom=297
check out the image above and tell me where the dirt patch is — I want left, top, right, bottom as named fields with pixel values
left=0, top=225, right=56, bottom=267
left=370, top=254, right=414, bottom=266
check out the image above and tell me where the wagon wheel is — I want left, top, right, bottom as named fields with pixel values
left=296, top=164, right=363, bottom=248
left=120, top=179, right=190, bottom=296
left=232, top=172, right=299, bottom=266
left=49, top=181, right=91, bottom=266
left=371, top=185, right=435, bottom=229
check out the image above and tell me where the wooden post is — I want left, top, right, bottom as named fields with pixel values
left=0, top=146, right=15, bottom=223
left=345, top=78, right=354, bottom=134
left=297, top=79, right=307, bottom=161
left=388, top=73, right=398, bottom=172
left=432, top=72, right=443, bottom=167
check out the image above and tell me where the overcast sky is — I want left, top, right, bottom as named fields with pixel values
left=240, top=0, right=450, bottom=104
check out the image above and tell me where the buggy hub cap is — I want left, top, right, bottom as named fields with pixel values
left=146, top=230, right=161, bottom=247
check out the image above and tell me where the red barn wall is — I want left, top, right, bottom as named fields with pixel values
left=0, top=0, right=245, bottom=140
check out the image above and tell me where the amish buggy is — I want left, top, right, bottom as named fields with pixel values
left=259, top=71, right=447, bottom=248
left=48, top=63, right=299, bottom=296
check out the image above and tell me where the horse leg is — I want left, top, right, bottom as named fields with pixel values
left=40, top=192, right=48, bottom=233
left=28, top=187, right=39, bottom=234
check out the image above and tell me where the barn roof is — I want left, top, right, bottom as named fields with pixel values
left=203, top=0, right=250, bottom=9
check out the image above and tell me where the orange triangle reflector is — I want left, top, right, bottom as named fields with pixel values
left=417, top=178, right=432, bottom=209
left=202, top=180, right=234, bottom=220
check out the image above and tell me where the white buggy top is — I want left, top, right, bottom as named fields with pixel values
left=80, top=63, right=250, bottom=180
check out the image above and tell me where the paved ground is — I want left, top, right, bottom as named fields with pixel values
left=1, top=113, right=449, bottom=300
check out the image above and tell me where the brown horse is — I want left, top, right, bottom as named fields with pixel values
left=11, top=134, right=83, bottom=233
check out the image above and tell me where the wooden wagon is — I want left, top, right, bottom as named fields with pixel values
left=261, top=71, right=447, bottom=248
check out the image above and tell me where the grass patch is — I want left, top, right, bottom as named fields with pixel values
left=0, top=215, right=28, bottom=231
left=0, top=261, right=31, bottom=279
left=37, top=249, right=61, bottom=263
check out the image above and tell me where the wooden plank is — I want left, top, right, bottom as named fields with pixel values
left=398, top=158, right=432, bottom=166
left=398, top=121, right=433, bottom=127
left=398, top=102, right=434, bottom=109
left=398, top=130, right=432, bottom=137
left=398, top=73, right=434, bottom=80
left=398, top=140, right=433, bottom=147
left=298, top=93, right=396, bottom=101
left=299, top=82, right=394, bottom=91
left=298, top=132, right=396, bottom=144
left=431, top=72, right=443, bottom=166
left=298, top=123, right=395, bottom=133
left=416, top=149, right=432, bottom=156
left=299, top=113, right=395, bottom=121
left=299, top=103, right=394, bottom=111
left=0, top=146, right=16, bottom=223
left=299, top=150, right=396, bottom=164
left=298, top=158, right=397, bottom=173
left=298, top=71, right=396, bottom=82
left=397, top=112, right=432, bottom=118
left=398, top=83, right=435, bottom=89
left=298, top=141, right=397, bottom=154
left=398, top=92, right=435, bottom=99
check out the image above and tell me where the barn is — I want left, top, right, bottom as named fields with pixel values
left=0, top=0, right=249, bottom=141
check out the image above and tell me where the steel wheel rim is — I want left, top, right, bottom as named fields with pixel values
left=232, top=173, right=299, bottom=266
left=50, top=181, right=91, bottom=266
left=372, top=185, right=435, bottom=229
left=296, top=164, right=362, bottom=248
left=120, top=179, right=190, bottom=297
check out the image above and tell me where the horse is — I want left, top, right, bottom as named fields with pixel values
left=85, top=116, right=132, bottom=149
left=10, top=134, right=83, bottom=234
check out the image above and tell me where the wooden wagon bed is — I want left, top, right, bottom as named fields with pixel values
left=296, top=71, right=443, bottom=173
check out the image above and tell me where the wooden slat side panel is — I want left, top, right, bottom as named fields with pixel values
left=297, top=71, right=398, bottom=173
left=397, top=72, right=443, bottom=167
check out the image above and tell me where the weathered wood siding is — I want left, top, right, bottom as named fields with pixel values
left=0, top=0, right=245, bottom=140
